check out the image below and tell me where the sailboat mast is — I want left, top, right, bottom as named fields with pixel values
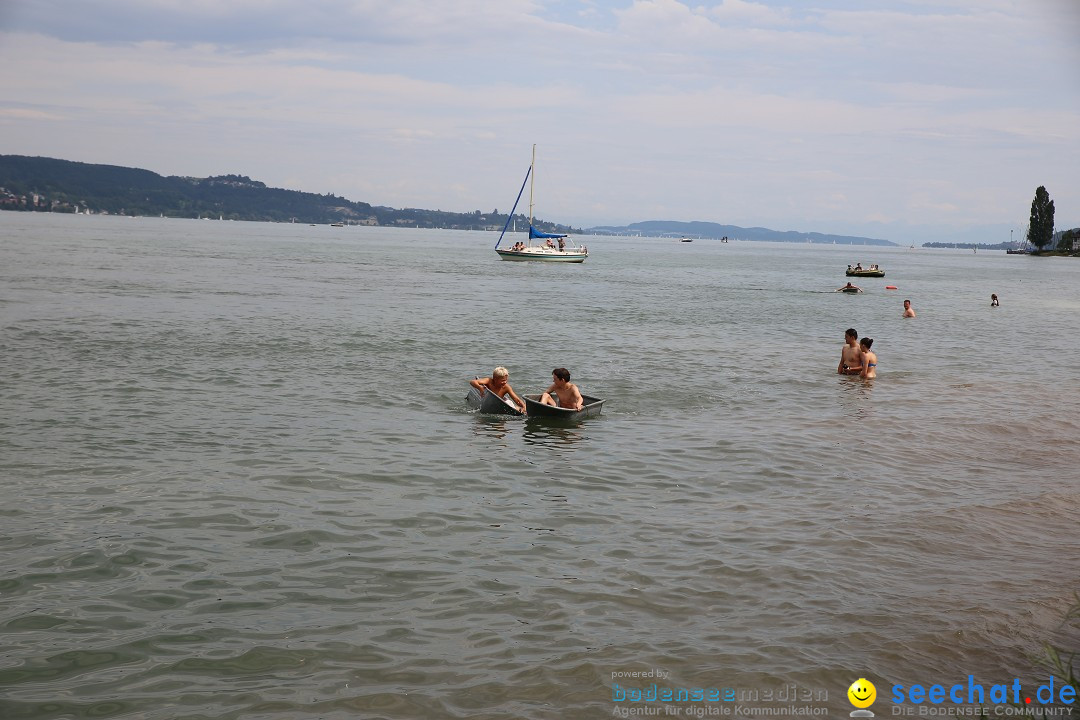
left=528, top=144, right=536, bottom=230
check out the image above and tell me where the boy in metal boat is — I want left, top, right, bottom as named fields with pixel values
left=838, top=328, right=863, bottom=375
left=902, top=299, right=916, bottom=317
left=539, top=367, right=584, bottom=410
left=470, top=367, right=526, bottom=413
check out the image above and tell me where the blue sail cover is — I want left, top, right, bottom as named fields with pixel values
left=529, top=226, right=567, bottom=239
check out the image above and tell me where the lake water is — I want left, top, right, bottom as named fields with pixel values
left=2, top=212, right=1078, bottom=719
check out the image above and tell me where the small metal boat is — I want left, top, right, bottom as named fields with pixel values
left=466, top=386, right=523, bottom=415
left=523, top=394, right=605, bottom=421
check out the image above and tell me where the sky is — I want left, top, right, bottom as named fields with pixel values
left=1, top=0, right=1078, bottom=245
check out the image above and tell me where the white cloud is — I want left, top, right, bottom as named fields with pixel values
left=707, top=0, right=793, bottom=26
left=0, top=107, right=65, bottom=121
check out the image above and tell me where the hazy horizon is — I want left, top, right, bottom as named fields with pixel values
left=1, top=1, right=1078, bottom=246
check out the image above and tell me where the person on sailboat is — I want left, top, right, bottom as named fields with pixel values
left=469, top=367, right=526, bottom=414
left=538, top=368, right=584, bottom=410
left=557, top=237, right=565, bottom=251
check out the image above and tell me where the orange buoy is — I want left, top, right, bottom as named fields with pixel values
left=885, top=285, right=897, bottom=290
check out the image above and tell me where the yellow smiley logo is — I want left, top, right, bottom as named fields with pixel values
left=848, top=678, right=876, bottom=709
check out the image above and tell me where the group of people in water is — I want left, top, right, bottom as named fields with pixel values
left=470, top=366, right=584, bottom=414
left=837, top=329, right=878, bottom=379
left=476, top=294, right=999, bottom=404
left=838, top=293, right=999, bottom=378
left=837, top=299, right=916, bottom=379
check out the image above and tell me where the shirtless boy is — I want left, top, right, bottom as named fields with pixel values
left=539, top=367, right=584, bottom=410
left=470, top=366, right=526, bottom=413
left=837, top=328, right=863, bottom=375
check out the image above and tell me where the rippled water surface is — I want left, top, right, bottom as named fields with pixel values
left=2, top=213, right=1079, bottom=719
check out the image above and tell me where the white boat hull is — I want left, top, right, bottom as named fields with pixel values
left=496, top=247, right=587, bottom=263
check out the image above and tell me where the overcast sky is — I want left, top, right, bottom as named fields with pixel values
left=1, top=0, right=1077, bottom=243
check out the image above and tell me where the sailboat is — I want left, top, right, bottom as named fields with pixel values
left=494, top=145, right=588, bottom=263
left=1006, top=227, right=1032, bottom=254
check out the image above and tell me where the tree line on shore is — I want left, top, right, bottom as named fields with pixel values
left=0, top=155, right=578, bottom=234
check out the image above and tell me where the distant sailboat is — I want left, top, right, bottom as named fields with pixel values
left=1006, top=227, right=1032, bottom=254
left=494, top=145, right=588, bottom=263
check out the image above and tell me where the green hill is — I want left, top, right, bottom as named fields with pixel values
left=2, top=155, right=902, bottom=245
left=0, top=155, right=577, bottom=233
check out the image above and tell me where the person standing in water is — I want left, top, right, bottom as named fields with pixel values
left=838, top=328, right=863, bottom=375
left=859, top=338, right=877, bottom=379
left=902, top=299, right=916, bottom=317
left=991, top=294, right=999, bottom=307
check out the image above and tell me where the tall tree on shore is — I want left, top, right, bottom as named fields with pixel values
left=1027, top=186, right=1055, bottom=252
